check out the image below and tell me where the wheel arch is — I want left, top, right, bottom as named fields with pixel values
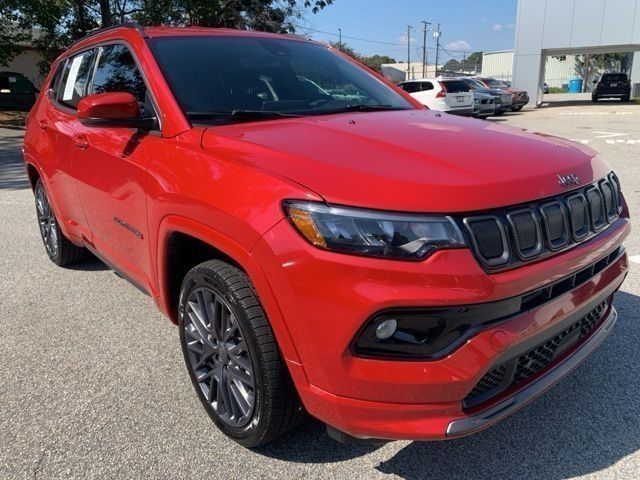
left=25, top=162, right=41, bottom=191
left=156, top=215, right=303, bottom=365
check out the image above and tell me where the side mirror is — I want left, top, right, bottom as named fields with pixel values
left=77, top=92, right=158, bottom=129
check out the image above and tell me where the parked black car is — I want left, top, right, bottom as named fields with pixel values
left=460, top=77, right=513, bottom=115
left=0, top=72, right=38, bottom=111
left=592, top=73, right=631, bottom=102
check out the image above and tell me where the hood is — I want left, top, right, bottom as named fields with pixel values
left=201, top=109, right=611, bottom=213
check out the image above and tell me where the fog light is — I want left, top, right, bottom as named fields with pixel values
left=375, top=319, right=397, bottom=340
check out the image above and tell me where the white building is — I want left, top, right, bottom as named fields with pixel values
left=381, top=63, right=442, bottom=83
left=512, top=0, right=640, bottom=105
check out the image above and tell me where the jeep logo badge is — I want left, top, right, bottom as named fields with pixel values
left=557, top=174, right=580, bottom=187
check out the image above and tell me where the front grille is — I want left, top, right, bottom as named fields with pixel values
left=468, top=366, right=506, bottom=398
left=466, top=217, right=506, bottom=261
left=462, top=173, right=623, bottom=271
left=464, top=300, right=609, bottom=410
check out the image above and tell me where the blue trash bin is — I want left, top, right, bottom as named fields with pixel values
left=568, top=78, right=583, bottom=94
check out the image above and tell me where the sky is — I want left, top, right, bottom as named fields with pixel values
left=296, top=0, right=519, bottom=63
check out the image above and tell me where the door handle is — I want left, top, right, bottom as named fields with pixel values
left=72, top=134, right=89, bottom=149
left=38, top=119, right=47, bottom=130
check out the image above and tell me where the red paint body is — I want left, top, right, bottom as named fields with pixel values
left=77, top=92, right=140, bottom=120
left=23, top=26, right=630, bottom=441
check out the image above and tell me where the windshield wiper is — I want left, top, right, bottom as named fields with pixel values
left=186, top=110, right=301, bottom=120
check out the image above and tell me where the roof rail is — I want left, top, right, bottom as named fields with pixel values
left=68, top=22, right=147, bottom=49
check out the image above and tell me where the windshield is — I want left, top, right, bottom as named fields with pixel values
left=463, top=78, right=486, bottom=90
left=484, top=78, right=509, bottom=88
left=147, top=36, right=414, bottom=123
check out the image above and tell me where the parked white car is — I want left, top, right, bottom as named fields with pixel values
left=397, top=78, right=474, bottom=116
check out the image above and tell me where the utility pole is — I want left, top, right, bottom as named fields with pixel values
left=407, top=25, right=412, bottom=78
left=434, top=23, right=441, bottom=77
left=338, top=28, right=342, bottom=49
left=421, top=20, right=430, bottom=78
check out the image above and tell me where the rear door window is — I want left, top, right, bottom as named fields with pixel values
left=56, top=50, right=95, bottom=109
left=399, top=82, right=420, bottom=93
left=421, top=82, right=434, bottom=91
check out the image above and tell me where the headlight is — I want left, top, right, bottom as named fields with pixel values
left=284, top=201, right=465, bottom=260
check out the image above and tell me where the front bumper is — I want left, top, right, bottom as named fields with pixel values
left=473, top=103, right=496, bottom=117
left=447, top=305, right=617, bottom=437
left=446, top=106, right=474, bottom=116
left=252, top=216, right=629, bottom=440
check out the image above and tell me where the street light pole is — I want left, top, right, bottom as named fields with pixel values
left=434, top=23, right=441, bottom=77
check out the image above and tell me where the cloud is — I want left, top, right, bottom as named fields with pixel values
left=493, top=23, right=516, bottom=32
left=445, top=40, right=471, bottom=51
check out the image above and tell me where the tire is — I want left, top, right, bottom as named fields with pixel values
left=178, top=260, right=306, bottom=448
left=34, top=179, right=86, bottom=266
left=592, top=96, right=598, bottom=103
left=494, top=110, right=505, bottom=116
left=511, top=105, right=523, bottom=112
left=622, top=95, right=630, bottom=102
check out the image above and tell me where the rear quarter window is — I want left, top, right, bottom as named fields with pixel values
left=55, top=50, right=95, bottom=109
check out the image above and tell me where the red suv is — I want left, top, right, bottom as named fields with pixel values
left=23, top=24, right=630, bottom=447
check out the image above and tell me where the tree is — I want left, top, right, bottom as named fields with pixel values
left=441, top=52, right=482, bottom=74
left=360, top=54, right=396, bottom=73
left=571, top=53, right=629, bottom=92
left=442, top=58, right=460, bottom=72
left=3, top=0, right=334, bottom=73
left=0, top=1, right=32, bottom=67
left=329, top=41, right=395, bottom=73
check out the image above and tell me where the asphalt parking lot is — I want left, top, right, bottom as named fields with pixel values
left=1, top=102, right=640, bottom=480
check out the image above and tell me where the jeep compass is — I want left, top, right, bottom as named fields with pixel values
left=23, top=24, right=630, bottom=447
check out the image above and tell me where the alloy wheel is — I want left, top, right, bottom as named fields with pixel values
left=36, top=185, right=58, bottom=258
left=183, top=287, right=256, bottom=427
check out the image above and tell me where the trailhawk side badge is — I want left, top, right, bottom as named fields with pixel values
left=557, top=174, right=580, bottom=187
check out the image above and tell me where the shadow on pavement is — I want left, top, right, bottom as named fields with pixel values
left=0, top=127, right=29, bottom=190
left=259, top=291, right=640, bottom=479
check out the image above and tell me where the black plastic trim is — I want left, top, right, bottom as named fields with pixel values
left=351, top=246, right=624, bottom=361
left=462, top=216, right=511, bottom=267
left=506, top=208, right=543, bottom=260
left=447, top=307, right=618, bottom=438
left=538, top=201, right=570, bottom=251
